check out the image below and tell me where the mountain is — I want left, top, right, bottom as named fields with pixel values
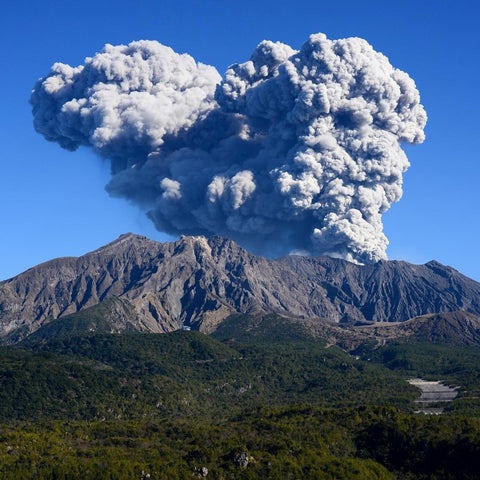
left=350, top=311, right=480, bottom=347
left=208, top=310, right=480, bottom=351
left=2, top=233, right=480, bottom=343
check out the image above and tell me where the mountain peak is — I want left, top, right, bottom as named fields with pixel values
left=96, top=232, right=149, bottom=248
left=2, top=234, right=480, bottom=343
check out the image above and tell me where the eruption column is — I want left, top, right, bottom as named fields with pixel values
left=31, top=34, right=426, bottom=264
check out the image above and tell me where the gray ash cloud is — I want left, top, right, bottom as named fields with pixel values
left=31, top=34, right=426, bottom=264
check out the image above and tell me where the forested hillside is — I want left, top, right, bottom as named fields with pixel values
left=2, top=328, right=480, bottom=478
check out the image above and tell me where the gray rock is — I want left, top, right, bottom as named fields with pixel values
left=1, top=233, right=480, bottom=343
left=193, top=466, right=208, bottom=477
left=232, top=451, right=249, bottom=468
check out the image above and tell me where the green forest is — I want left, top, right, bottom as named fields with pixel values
left=1, top=326, right=480, bottom=478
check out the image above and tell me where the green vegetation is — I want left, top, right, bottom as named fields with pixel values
left=369, top=343, right=480, bottom=415
left=1, top=331, right=417, bottom=422
left=1, top=327, right=480, bottom=477
left=211, top=313, right=323, bottom=343
left=2, top=406, right=480, bottom=479
left=15, top=297, right=139, bottom=343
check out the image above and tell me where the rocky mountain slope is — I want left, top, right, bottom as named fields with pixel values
left=1, top=233, right=480, bottom=343
left=350, top=311, right=480, bottom=347
left=209, top=310, right=480, bottom=351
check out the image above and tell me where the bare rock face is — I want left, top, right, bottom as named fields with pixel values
left=1, top=233, right=480, bottom=342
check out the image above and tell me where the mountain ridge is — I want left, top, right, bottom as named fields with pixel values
left=2, top=233, right=480, bottom=343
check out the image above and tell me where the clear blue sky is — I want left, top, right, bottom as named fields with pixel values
left=1, top=0, right=479, bottom=280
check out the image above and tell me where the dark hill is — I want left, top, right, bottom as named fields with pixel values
left=351, top=311, right=480, bottom=347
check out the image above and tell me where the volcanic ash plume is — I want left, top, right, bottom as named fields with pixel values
left=31, top=34, right=426, bottom=264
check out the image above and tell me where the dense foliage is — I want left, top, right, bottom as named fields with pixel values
left=369, top=343, right=480, bottom=416
left=2, top=406, right=480, bottom=479
left=2, top=329, right=480, bottom=478
left=0, top=331, right=417, bottom=422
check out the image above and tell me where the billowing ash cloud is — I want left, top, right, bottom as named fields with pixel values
left=31, top=34, right=426, bottom=264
